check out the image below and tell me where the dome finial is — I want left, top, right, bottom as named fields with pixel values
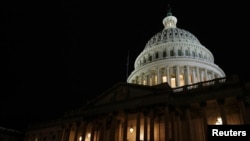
left=162, top=4, right=177, bottom=29
left=167, top=4, right=172, bottom=16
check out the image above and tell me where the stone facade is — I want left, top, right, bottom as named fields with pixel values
left=24, top=75, right=250, bottom=141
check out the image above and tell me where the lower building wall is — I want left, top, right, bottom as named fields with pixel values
left=24, top=102, right=250, bottom=141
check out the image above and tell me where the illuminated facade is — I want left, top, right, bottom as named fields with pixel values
left=23, top=8, right=250, bottom=141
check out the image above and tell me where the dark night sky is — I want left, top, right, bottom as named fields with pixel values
left=4, top=1, right=250, bottom=132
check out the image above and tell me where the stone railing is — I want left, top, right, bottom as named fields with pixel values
left=172, top=76, right=230, bottom=93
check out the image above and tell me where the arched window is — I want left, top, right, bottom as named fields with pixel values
left=199, top=53, right=202, bottom=58
left=178, top=49, right=182, bottom=56
left=192, top=51, right=195, bottom=57
left=155, top=52, right=159, bottom=59
left=149, top=55, right=152, bottom=62
left=163, top=51, right=167, bottom=57
left=170, top=50, right=174, bottom=56
left=185, top=49, right=189, bottom=56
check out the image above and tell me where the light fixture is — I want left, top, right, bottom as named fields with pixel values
left=87, top=133, right=91, bottom=138
left=215, top=117, right=222, bottom=125
left=79, top=136, right=82, bottom=141
left=129, top=125, right=134, bottom=133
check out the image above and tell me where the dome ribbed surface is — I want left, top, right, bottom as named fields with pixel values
left=144, top=28, right=201, bottom=50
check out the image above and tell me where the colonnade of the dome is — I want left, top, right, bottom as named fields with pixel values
left=130, top=65, right=221, bottom=88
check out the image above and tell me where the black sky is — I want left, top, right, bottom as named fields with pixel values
left=4, top=1, right=250, bottom=132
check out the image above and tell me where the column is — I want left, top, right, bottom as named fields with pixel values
left=90, top=122, right=95, bottom=141
left=99, top=119, right=106, bottom=141
left=185, top=106, right=193, bottom=141
left=150, top=110, right=155, bottom=141
left=176, top=112, right=182, bottom=141
left=74, top=122, right=80, bottom=141
left=57, top=129, right=63, bottom=141
left=196, top=67, right=200, bottom=82
left=175, top=66, right=180, bottom=87
left=166, top=67, right=171, bottom=86
left=201, top=71, right=204, bottom=81
left=152, top=72, right=156, bottom=85
left=164, top=106, right=170, bottom=141
left=200, top=102, right=208, bottom=141
left=140, top=74, right=144, bottom=85
left=150, top=73, right=153, bottom=86
left=64, top=126, right=71, bottom=141
left=81, top=122, right=87, bottom=141
left=143, top=75, right=146, bottom=85
left=110, top=116, right=117, bottom=141
left=237, top=97, right=248, bottom=124
left=143, top=111, right=148, bottom=141
left=136, top=112, right=141, bottom=141
left=184, top=66, right=190, bottom=85
left=60, top=125, right=66, bottom=141
left=204, top=69, right=208, bottom=81
left=192, top=68, right=196, bottom=84
left=211, top=72, right=215, bottom=80
left=217, top=99, right=227, bottom=125
left=136, top=76, right=139, bottom=84
left=146, top=74, right=150, bottom=86
left=122, top=113, right=128, bottom=141
left=170, top=108, right=175, bottom=141
left=158, top=68, right=162, bottom=84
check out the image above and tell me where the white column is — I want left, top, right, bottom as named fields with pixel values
left=196, top=67, right=200, bottom=82
left=211, top=72, right=215, bottom=79
left=148, top=73, right=151, bottom=86
left=175, top=66, right=180, bottom=87
left=150, top=72, right=153, bottom=86
left=192, top=68, right=196, bottom=84
left=205, top=69, right=208, bottom=81
left=158, top=68, right=162, bottom=84
left=146, top=74, right=150, bottom=85
left=141, top=74, right=145, bottom=85
left=141, top=75, right=144, bottom=85
left=200, top=71, right=204, bottom=81
left=166, top=67, right=171, bottom=86
left=152, top=72, right=156, bottom=85
left=184, top=66, right=190, bottom=85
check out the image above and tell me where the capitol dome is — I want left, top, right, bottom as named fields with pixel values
left=127, top=9, right=225, bottom=88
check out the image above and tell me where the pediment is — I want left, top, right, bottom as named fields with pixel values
left=86, top=82, right=162, bottom=107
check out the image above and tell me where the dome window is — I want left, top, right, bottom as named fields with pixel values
left=178, top=49, right=183, bottom=56
left=148, top=55, right=152, bottom=62
left=185, top=50, right=189, bottom=56
left=199, top=53, right=202, bottom=58
left=192, top=51, right=196, bottom=57
left=155, top=52, right=159, bottom=59
left=163, top=51, right=167, bottom=57
left=170, top=50, right=174, bottom=56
